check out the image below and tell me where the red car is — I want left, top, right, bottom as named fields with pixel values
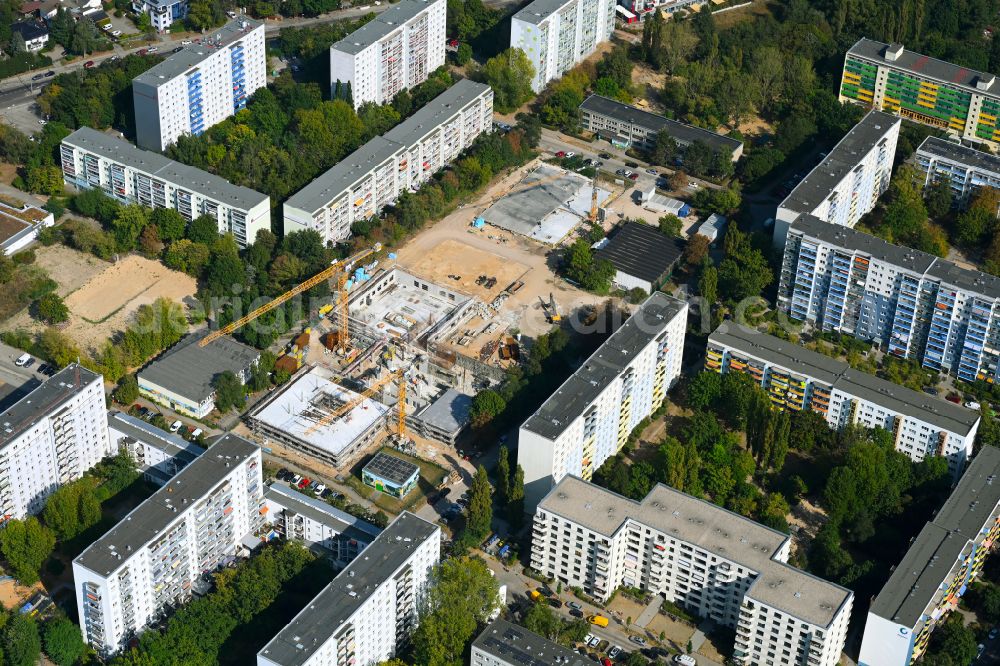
left=138, top=48, right=148, bottom=56
left=628, top=172, right=639, bottom=181
left=297, top=477, right=311, bottom=489
left=555, top=151, right=566, bottom=158
left=83, top=60, right=95, bottom=68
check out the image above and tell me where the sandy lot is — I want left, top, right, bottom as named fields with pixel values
left=403, top=239, right=530, bottom=302
left=32, top=244, right=107, bottom=297
left=0, top=578, right=43, bottom=609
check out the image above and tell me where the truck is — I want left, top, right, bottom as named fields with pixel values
left=588, top=614, right=610, bottom=627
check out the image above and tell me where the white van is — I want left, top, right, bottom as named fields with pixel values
left=14, top=353, right=31, bottom=367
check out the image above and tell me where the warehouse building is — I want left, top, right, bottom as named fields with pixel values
left=594, top=221, right=684, bottom=293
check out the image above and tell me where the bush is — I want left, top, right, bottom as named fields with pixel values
left=12, top=250, right=36, bottom=265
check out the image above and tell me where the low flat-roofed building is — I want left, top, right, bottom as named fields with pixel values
left=256, top=512, right=440, bottom=666
left=245, top=365, right=390, bottom=468
left=107, top=411, right=203, bottom=485
left=410, top=388, right=472, bottom=444
left=595, top=221, right=684, bottom=293
left=362, top=451, right=419, bottom=498
left=696, top=213, right=727, bottom=243
left=138, top=333, right=260, bottom=419
left=0, top=197, right=54, bottom=254
left=471, top=618, right=588, bottom=666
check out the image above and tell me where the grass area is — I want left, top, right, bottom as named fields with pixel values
left=347, top=446, right=448, bottom=514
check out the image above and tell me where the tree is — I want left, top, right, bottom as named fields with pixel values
left=151, top=207, right=187, bottom=242
left=43, top=617, right=87, bottom=666
left=114, top=374, right=140, bottom=405
left=412, top=557, right=500, bottom=666
left=187, top=214, right=220, bottom=245
left=163, top=239, right=210, bottom=276
left=658, top=214, right=683, bottom=237
left=456, top=43, right=473, bottom=65
left=522, top=602, right=562, bottom=640
left=480, top=48, right=535, bottom=113
left=41, top=480, right=100, bottom=541
left=698, top=263, right=718, bottom=305
left=717, top=227, right=772, bottom=302
left=467, top=465, right=492, bottom=538
left=4, top=614, right=41, bottom=666
left=138, top=224, right=163, bottom=258
left=0, top=517, right=55, bottom=585
left=508, top=465, right=525, bottom=528
left=212, top=370, right=244, bottom=413
left=687, top=372, right=722, bottom=410
left=111, top=204, right=149, bottom=251
left=683, top=234, right=710, bottom=267
left=924, top=613, right=978, bottom=665
left=34, top=292, right=68, bottom=324
left=470, top=389, right=505, bottom=429
left=69, top=19, right=101, bottom=56
left=924, top=177, right=953, bottom=220
left=496, top=445, right=511, bottom=502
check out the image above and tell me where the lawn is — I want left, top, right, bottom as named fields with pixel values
left=347, top=447, right=448, bottom=514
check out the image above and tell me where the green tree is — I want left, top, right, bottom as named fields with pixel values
left=212, top=370, right=245, bottom=413
left=34, top=292, right=69, bottom=324
left=151, top=207, right=188, bottom=242
left=923, top=613, right=977, bottom=665
left=508, top=465, right=525, bottom=528
left=467, top=465, right=492, bottom=538
left=187, top=214, right=220, bottom=245
left=4, top=614, right=41, bottom=666
left=480, top=48, right=535, bottom=113
left=41, top=480, right=100, bottom=541
left=470, top=389, right=505, bottom=429
left=522, top=602, right=561, bottom=640
left=496, top=445, right=510, bottom=502
left=698, top=263, right=718, bottom=305
left=658, top=214, right=683, bottom=237
left=43, top=616, right=87, bottom=666
left=111, top=204, right=149, bottom=251
left=924, top=178, right=954, bottom=220
left=0, top=517, right=55, bottom=585
left=113, top=373, right=140, bottom=405
left=456, top=43, right=473, bottom=65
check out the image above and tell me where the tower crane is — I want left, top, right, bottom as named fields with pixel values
left=198, top=243, right=382, bottom=349
left=304, top=368, right=408, bottom=440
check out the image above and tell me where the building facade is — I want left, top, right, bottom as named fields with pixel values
left=706, top=323, right=980, bottom=476
left=773, top=111, right=899, bottom=246
left=73, top=434, right=264, bottom=657
left=914, top=135, right=1000, bottom=204
left=778, top=213, right=1000, bottom=383
left=283, top=80, right=493, bottom=245
left=511, top=0, right=616, bottom=93
left=579, top=94, right=744, bottom=160
left=532, top=477, right=853, bottom=666
left=108, top=411, right=203, bottom=486
left=517, top=292, right=688, bottom=509
left=256, top=512, right=440, bottom=666
left=471, top=618, right=588, bottom=666
left=840, top=38, right=1000, bottom=147
left=61, top=127, right=270, bottom=248
left=329, top=0, right=446, bottom=108
left=0, top=365, right=109, bottom=521
left=859, top=445, right=1000, bottom=665
left=133, top=19, right=265, bottom=152
left=132, top=0, right=188, bottom=32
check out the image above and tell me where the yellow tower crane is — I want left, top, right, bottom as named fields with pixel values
left=198, top=243, right=382, bottom=349
left=304, top=368, right=407, bottom=439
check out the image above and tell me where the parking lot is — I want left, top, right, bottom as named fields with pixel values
left=0, top=341, right=58, bottom=409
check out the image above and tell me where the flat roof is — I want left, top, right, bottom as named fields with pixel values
left=363, top=451, right=419, bottom=485
left=790, top=213, right=1000, bottom=300
left=256, top=512, right=438, bottom=666
left=108, top=411, right=203, bottom=463
left=332, top=0, right=440, bottom=54
left=522, top=292, right=686, bottom=440
left=75, top=434, right=258, bottom=576
left=847, top=37, right=1000, bottom=97
left=383, top=79, right=490, bottom=146
left=264, top=483, right=382, bottom=542
left=134, top=19, right=262, bottom=85
left=138, top=332, right=260, bottom=404
left=248, top=365, right=390, bottom=456
left=63, top=127, right=269, bottom=212
left=917, top=135, right=1000, bottom=176
left=539, top=477, right=851, bottom=627
left=580, top=95, right=743, bottom=154
left=780, top=111, right=899, bottom=214
left=869, top=446, right=1000, bottom=626
left=596, top=221, right=684, bottom=283
left=708, top=323, right=979, bottom=436
left=0, top=364, right=101, bottom=449
left=415, top=388, right=472, bottom=434
left=472, top=619, right=589, bottom=666
left=513, top=0, right=574, bottom=25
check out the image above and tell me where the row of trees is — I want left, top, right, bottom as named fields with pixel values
left=0, top=608, right=86, bottom=666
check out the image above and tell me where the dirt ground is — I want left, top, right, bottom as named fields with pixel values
left=0, top=577, right=43, bottom=609
left=403, top=239, right=530, bottom=303
left=631, top=64, right=668, bottom=114
left=0, top=164, right=18, bottom=186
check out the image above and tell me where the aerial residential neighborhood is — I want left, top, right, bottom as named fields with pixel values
left=4, top=0, right=1000, bottom=665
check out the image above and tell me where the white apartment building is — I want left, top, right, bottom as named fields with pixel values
left=773, top=110, right=900, bottom=246
left=511, top=0, right=616, bottom=93
left=859, top=445, right=1000, bottom=666
left=73, top=434, right=264, bottom=657
left=533, top=477, right=853, bottom=666
left=256, top=512, right=440, bottom=666
left=283, top=79, right=493, bottom=245
left=472, top=618, right=588, bottom=666
left=61, top=127, right=270, bottom=248
left=517, top=292, right=687, bottom=510
left=707, top=323, right=981, bottom=477
left=915, top=135, right=1000, bottom=203
left=133, top=19, right=266, bottom=152
left=132, top=0, right=188, bottom=32
left=0, top=364, right=109, bottom=522
left=107, top=411, right=203, bottom=486
left=329, top=0, right=446, bottom=108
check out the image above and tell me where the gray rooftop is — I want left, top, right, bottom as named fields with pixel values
left=256, top=512, right=438, bottom=666
left=780, top=111, right=899, bottom=214
left=63, top=127, right=269, bottom=212
left=138, top=332, right=260, bottom=405
left=522, top=292, right=686, bottom=440
left=108, top=411, right=203, bottom=463
left=264, top=483, right=382, bottom=542
left=513, top=0, right=575, bottom=25
left=363, top=451, right=420, bottom=485
left=539, top=477, right=852, bottom=627
left=869, top=446, right=1000, bottom=626
left=917, top=136, right=1000, bottom=176
left=74, top=434, right=258, bottom=576
left=284, top=79, right=489, bottom=216
left=847, top=37, right=1000, bottom=97
left=472, top=618, right=589, bottom=666
left=708, top=323, right=980, bottom=436
left=595, top=221, right=685, bottom=283
left=332, top=0, right=441, bottom=54
left=415, top=388, right=472, bottom=434
left=133, top=18, right=262, bottom=86
left=0, top=364, right=101, bottom=449
left=790, top=213, right=1000, bottom=300
left=579, top=95, right=743, bottom=154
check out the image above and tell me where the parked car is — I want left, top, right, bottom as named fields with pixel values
left=673, top=656, right=696, bottom=666
left=37, top=119, right=47, bottom=125
left=277, top=468, right=290, bottom=480
left=977, top=644, right=986, bottom=660
left=587, top=635, right=600, bottom=648
left=628, top=173, right=639, bottom=181
left=629, top=636, right=646, bottom=645
left=190, top=428, right=202, bottom=439
left=646, top=168, right=657, bottom=175
left=966, top=401, right=982, bottom=410
left=990, top=627, right=998, bottom=640
left=44, top=70, right=55, bottom=77
left=608, top=646, right=622, bottom=659
left=83, top=60, right=95, bottom=68
left=548, top=598, right=563, bottom=608
left=320, top=488, right=333, bottom=499
left=298, top=477, right=311, bottom=490
left=31, top=73, right=43, bottom=81
left=568, top=601, right=583, bottom=610
left=14, top=353, right=31, bottom=367
left=599, top=152, right=612, bottom=159
left=315, top=484, right=327, bottom=495
left=111, top=30, right=122, bottom=37
left=169, top=420, right=182, bottom=432
left=146, top=46, right=158, bottom=53
left=172, top=46, right=183, bottom=53
left=181, top=39, right=192, bottom=44
left=624, top=160, right=638, bottom=168
left=688, top=181, right=699, bottom=188
left=555, top=151, right=566, bottom=158
left=565, top=151, right=575, bottom=158
left=137, top=48, right=148, bottom=55
left=569, top=608, right=583, bottom=618
left=290, top=474, right=302, bottom=485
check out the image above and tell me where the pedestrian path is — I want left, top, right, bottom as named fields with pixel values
left=636, top=594, right=663, bottom=628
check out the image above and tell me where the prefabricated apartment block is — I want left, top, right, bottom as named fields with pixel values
left=914, top=135, right=1000, bottom=203
left=778, top=213, right=1000, bottom=383
left=133, top=19, right=265, bottom=151
left=706, top=323, right=980, bottom=476
left=517, top=292, right=688, bottom=509
left=60, top=126, right=270, bottom=247
left=511, top=0, right=616, bottom=93
left=329, top=0, right=446, bottom=107
left=73, top=434, right=264, bottom=657
left=471, top=618, right=588, bottom=666
left=257, top=512, right=440, bottom=666
left=107, top=411, right=203, bottom=486
left=0, top=364, right=109, bottom=521
left=282, top=79, right=493, bottom=246
left=532, top=476, right=853, bottom=666
left=773, top=110, right=900, bottom=246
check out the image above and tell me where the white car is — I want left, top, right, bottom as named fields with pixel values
left=608, top=646, right=622, bottom=659
left=14, top=353, right=31, bottom=367
left=587, top=635, right=600, bottom=648
left=314, top=484, right=327, bottom=495
left=565, top=151, right=575, bottom=158
left=111, top=30, right=122, bottom=36
left=623, top=170, right=633, bottom=177
left=169, top=420, right=182, bottom=433
left=190, top=428, right=203, bottom=439
left=966, top=401, right=983, bottom=410
left=146, top=46, right=158, bottom=53
left=673, top=655, right=697, bottom=666
left=181, top=39, right=192, bottom=44
left=37, top=119, right=46, bottom=125
left=688, top=181, right=699, bottom=188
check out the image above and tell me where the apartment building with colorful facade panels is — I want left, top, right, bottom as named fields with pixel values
left=778, top=213, right=1000, bottom=384
left=859, top=445, right=1000, bottom=665
left=706, top=323, right=980, bottom=477
left=840, top=38, right=1000, bottom=147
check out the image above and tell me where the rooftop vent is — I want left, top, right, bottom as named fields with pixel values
left=884, top=43, right=904, bottom=62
